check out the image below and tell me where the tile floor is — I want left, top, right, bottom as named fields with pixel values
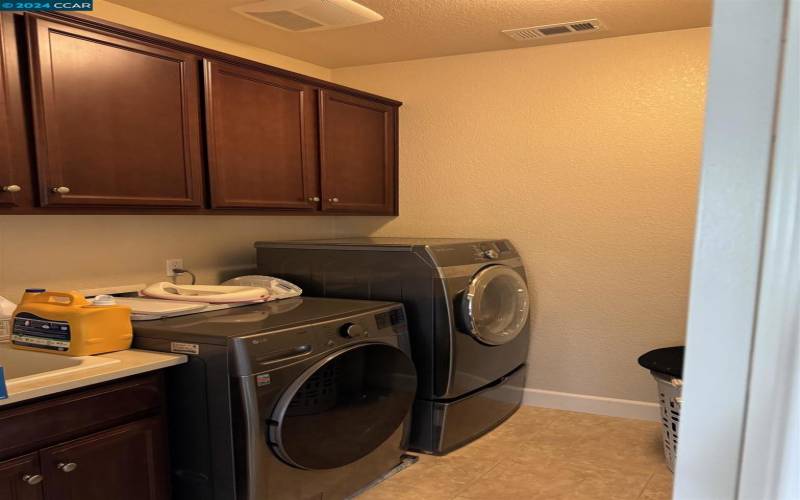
left=361, top=406, right=673, bottom=500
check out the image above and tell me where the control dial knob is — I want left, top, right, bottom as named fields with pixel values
left=483, top=249, right=499, bottom=259
left=340, top=322, right=365, bottom=338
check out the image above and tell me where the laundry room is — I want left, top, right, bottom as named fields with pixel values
left=0, top=1, right=797, bottom=499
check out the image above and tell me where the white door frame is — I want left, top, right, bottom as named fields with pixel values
left=674, top=0, right=799, bottom=499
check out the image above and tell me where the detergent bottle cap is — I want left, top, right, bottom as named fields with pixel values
left=91, top=295, right=117, bottom=306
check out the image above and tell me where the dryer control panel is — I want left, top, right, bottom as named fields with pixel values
left=428, top=239, right=518, bottom=267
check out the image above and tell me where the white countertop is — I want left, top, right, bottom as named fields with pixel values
left=0, top=348, right=186, bottom=407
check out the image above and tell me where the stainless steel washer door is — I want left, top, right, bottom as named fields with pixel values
left=462, top=265, right=530, bottom=346
left=269, top=342, right=416, bottom=470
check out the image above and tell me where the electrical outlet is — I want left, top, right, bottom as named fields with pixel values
left=166, top=258, right=184, bottom=277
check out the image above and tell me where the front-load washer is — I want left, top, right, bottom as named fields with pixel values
left=254, top=238, right=531, bottom=454
left=132, top=297, right=416, bottom=500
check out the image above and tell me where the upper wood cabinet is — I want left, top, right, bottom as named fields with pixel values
left=0, top=13, right=400, bottom=214
left=319, top=89, right=397, bottom=214
left=0, top=14, right=33, bottom=209
left=26, top=15, right=204, bottom=207
left=204, top=59, right=318, bottom=210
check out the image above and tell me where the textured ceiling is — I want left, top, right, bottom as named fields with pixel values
left=107, top=0, right=712, bottom=68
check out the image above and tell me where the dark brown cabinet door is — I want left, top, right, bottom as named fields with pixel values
left=27, top=15, right=204, bottom=207
left=0, top=14, right=33, bottom=209
left=39, top=417, right=168, bottom=500
left=205, top=60, right=318, bottom=209
left=318, top=89, right=397, bottom=214
left=0, top=453, right=44, bottom=500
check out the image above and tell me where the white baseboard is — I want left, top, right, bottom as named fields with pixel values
left=522, top=388, right=661, bottom=422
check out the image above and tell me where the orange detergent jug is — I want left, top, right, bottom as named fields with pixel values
left=11, top=290, right=132, bottom=356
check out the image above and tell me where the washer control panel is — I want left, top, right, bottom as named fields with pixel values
left=339, top=322, right=366, bottom=338
left=373, top=307, right=405, bottom=333
left=232, top=303, right=408, bottom=376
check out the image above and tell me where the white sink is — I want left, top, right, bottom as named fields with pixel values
left=0, top=342, right=120, bottom=391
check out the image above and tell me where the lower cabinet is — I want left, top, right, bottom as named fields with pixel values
left=0, top=453, right=43, bottom=500
left=0, top=373, right=170, bottom=500
left=38, top=417, right=168, bottom=500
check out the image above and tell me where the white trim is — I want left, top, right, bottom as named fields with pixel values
left=738, top=0, right=800, bottom=497
left=674, top=0, right=792, bottom=499
left=522, top=387, right=660, bottom=421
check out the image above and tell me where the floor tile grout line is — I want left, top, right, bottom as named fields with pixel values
left=636, top=470, right=657, bottom=499
left=448, top=458, right=506, bottom=499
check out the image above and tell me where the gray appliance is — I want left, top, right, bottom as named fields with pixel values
left=132, top=297, right=416, bottom=500
left=255, top=238, right=531, bottom=454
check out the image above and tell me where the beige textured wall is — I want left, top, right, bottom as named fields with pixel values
left=0, top=215, right=334, bottom=300
left=0, top=2, right=335, bottom=301
left=333, top=28, right=710, bottom=402
left=1, top=4, right=707, bottom=403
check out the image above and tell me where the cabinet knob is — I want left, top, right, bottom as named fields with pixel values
left=51, top=186, right=71, bottom=195
left=22, top=474, right=43, bottom=485
left=328, top=197, right=339, bottom=203
left=57, top=462, right=78, bottom=473
left=2, top=184, right=21, bottom=193
left=307, top=196, right=320, bottom=202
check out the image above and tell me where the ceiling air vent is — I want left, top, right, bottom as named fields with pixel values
left=233, top=0, right=383, bottom=32
left=570, top=21, right=597, bottom=32
left=502, top=19, right=603, bottom=41
left=501, top=27, right=542, bottom=41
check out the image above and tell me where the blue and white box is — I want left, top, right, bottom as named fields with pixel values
left=0, top=363, right=6, bottom=400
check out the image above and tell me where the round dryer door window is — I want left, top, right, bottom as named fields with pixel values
left=462, top=265, right=530, bottom=345
left=270, top=343, right=416, bottom=470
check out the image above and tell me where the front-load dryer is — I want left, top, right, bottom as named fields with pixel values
left=133, top=297, right=416, bottom=500
left=255, top=238, right=532, bottom=454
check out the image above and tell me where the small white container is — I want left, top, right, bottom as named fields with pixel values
left=0, top=319, right=10, bottom=342
left=0, top=296, right=16, bottom=342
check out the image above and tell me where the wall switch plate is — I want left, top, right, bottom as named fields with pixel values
left=166, top=258, right=184, bottom=277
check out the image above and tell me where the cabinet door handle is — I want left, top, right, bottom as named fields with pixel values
left=307, top=196, right=320, bottom=202
left=22, top=474, right=43, bottom=485
left=57, top=462, right=78, bottom=473
left=2, top=184, right=21, bottom=193
left=51, top=186, right=71, bottom=194
left=328, top=197, right=339, bottom=203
